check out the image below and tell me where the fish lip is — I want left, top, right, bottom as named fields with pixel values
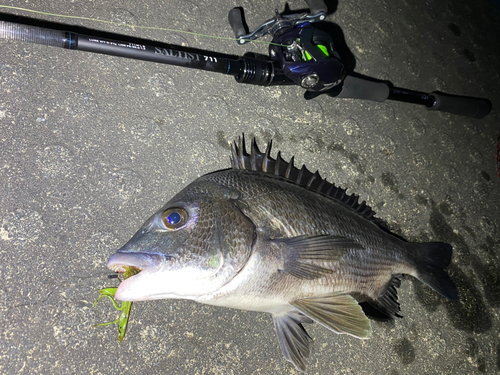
left=107, top=252, right=167, bottom=273
left=107, top=252, right=171, bottom=301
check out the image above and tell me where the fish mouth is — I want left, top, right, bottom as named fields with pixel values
left=107, top=252, right=168, bottom=301
left=107, top=252, right=166, bottom=273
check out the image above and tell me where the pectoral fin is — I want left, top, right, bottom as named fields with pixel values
left=272, top=311, right=313, bottom=373
left=274, top=235, right=364, bottom=280
left=291, top=293, right=372, bottom=339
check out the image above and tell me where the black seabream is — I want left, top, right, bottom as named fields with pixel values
left=107, top=136, right=458, bottom=372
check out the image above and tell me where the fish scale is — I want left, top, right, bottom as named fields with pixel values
left=107, top=135, right=458, bottom=372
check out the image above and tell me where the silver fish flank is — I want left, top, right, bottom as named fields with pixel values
left=107, top=136, right=458, bottom=372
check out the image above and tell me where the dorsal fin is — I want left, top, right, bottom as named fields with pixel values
left=230, top=135, right=389, bottom=230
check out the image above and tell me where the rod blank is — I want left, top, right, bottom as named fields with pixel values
left=0, top=20, right=73, bottom=48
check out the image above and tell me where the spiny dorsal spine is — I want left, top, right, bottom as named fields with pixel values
left=230, top=135, right=388, bottom=229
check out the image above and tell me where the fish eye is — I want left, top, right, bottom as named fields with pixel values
left=161, top=208, right=188, bottom=230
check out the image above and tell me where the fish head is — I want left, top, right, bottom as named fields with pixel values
left=107, top=177, right=255, bottom=302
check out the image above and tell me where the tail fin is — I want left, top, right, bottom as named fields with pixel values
left=413, top=242, right=459, bottom=300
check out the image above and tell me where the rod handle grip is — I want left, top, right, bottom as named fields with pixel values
left=427, top=91, right=492, bottom=119
left=228, top=8, right=247, bottom=41
left=337, top=75, right=390, bottom=102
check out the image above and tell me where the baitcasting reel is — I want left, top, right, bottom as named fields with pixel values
left=229, top=1, right=345, bottom=92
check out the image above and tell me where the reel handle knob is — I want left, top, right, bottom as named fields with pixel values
left=228, top=8, right=247, bottom=43
left=305, top=0, right=328, bottom=18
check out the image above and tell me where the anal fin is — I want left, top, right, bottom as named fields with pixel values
left=291, top=293, right=372, bottom=339
left=272, top=311, right=313, bottom=373
left=367, top=275, right=402, bottom=320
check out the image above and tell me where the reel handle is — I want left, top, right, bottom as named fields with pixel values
left=228, top=8, right=247, bottom=42
left=228, top=0, right=328, bottom=43
left=305, top=0, right=328, bottom=17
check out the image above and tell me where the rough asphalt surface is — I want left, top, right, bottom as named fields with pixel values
left=1, top=0, right=499, bottom=374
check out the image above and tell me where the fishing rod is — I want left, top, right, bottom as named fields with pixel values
left=0, top=0, right=492, bottom=119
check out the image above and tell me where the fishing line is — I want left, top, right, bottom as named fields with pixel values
left=0, top=5, right=286, bottom=46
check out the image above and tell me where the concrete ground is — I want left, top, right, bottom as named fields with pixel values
left=0, top=0, right=499, bottom=374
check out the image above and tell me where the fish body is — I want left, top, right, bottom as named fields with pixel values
left=107, top=136, right=458, bottom=372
